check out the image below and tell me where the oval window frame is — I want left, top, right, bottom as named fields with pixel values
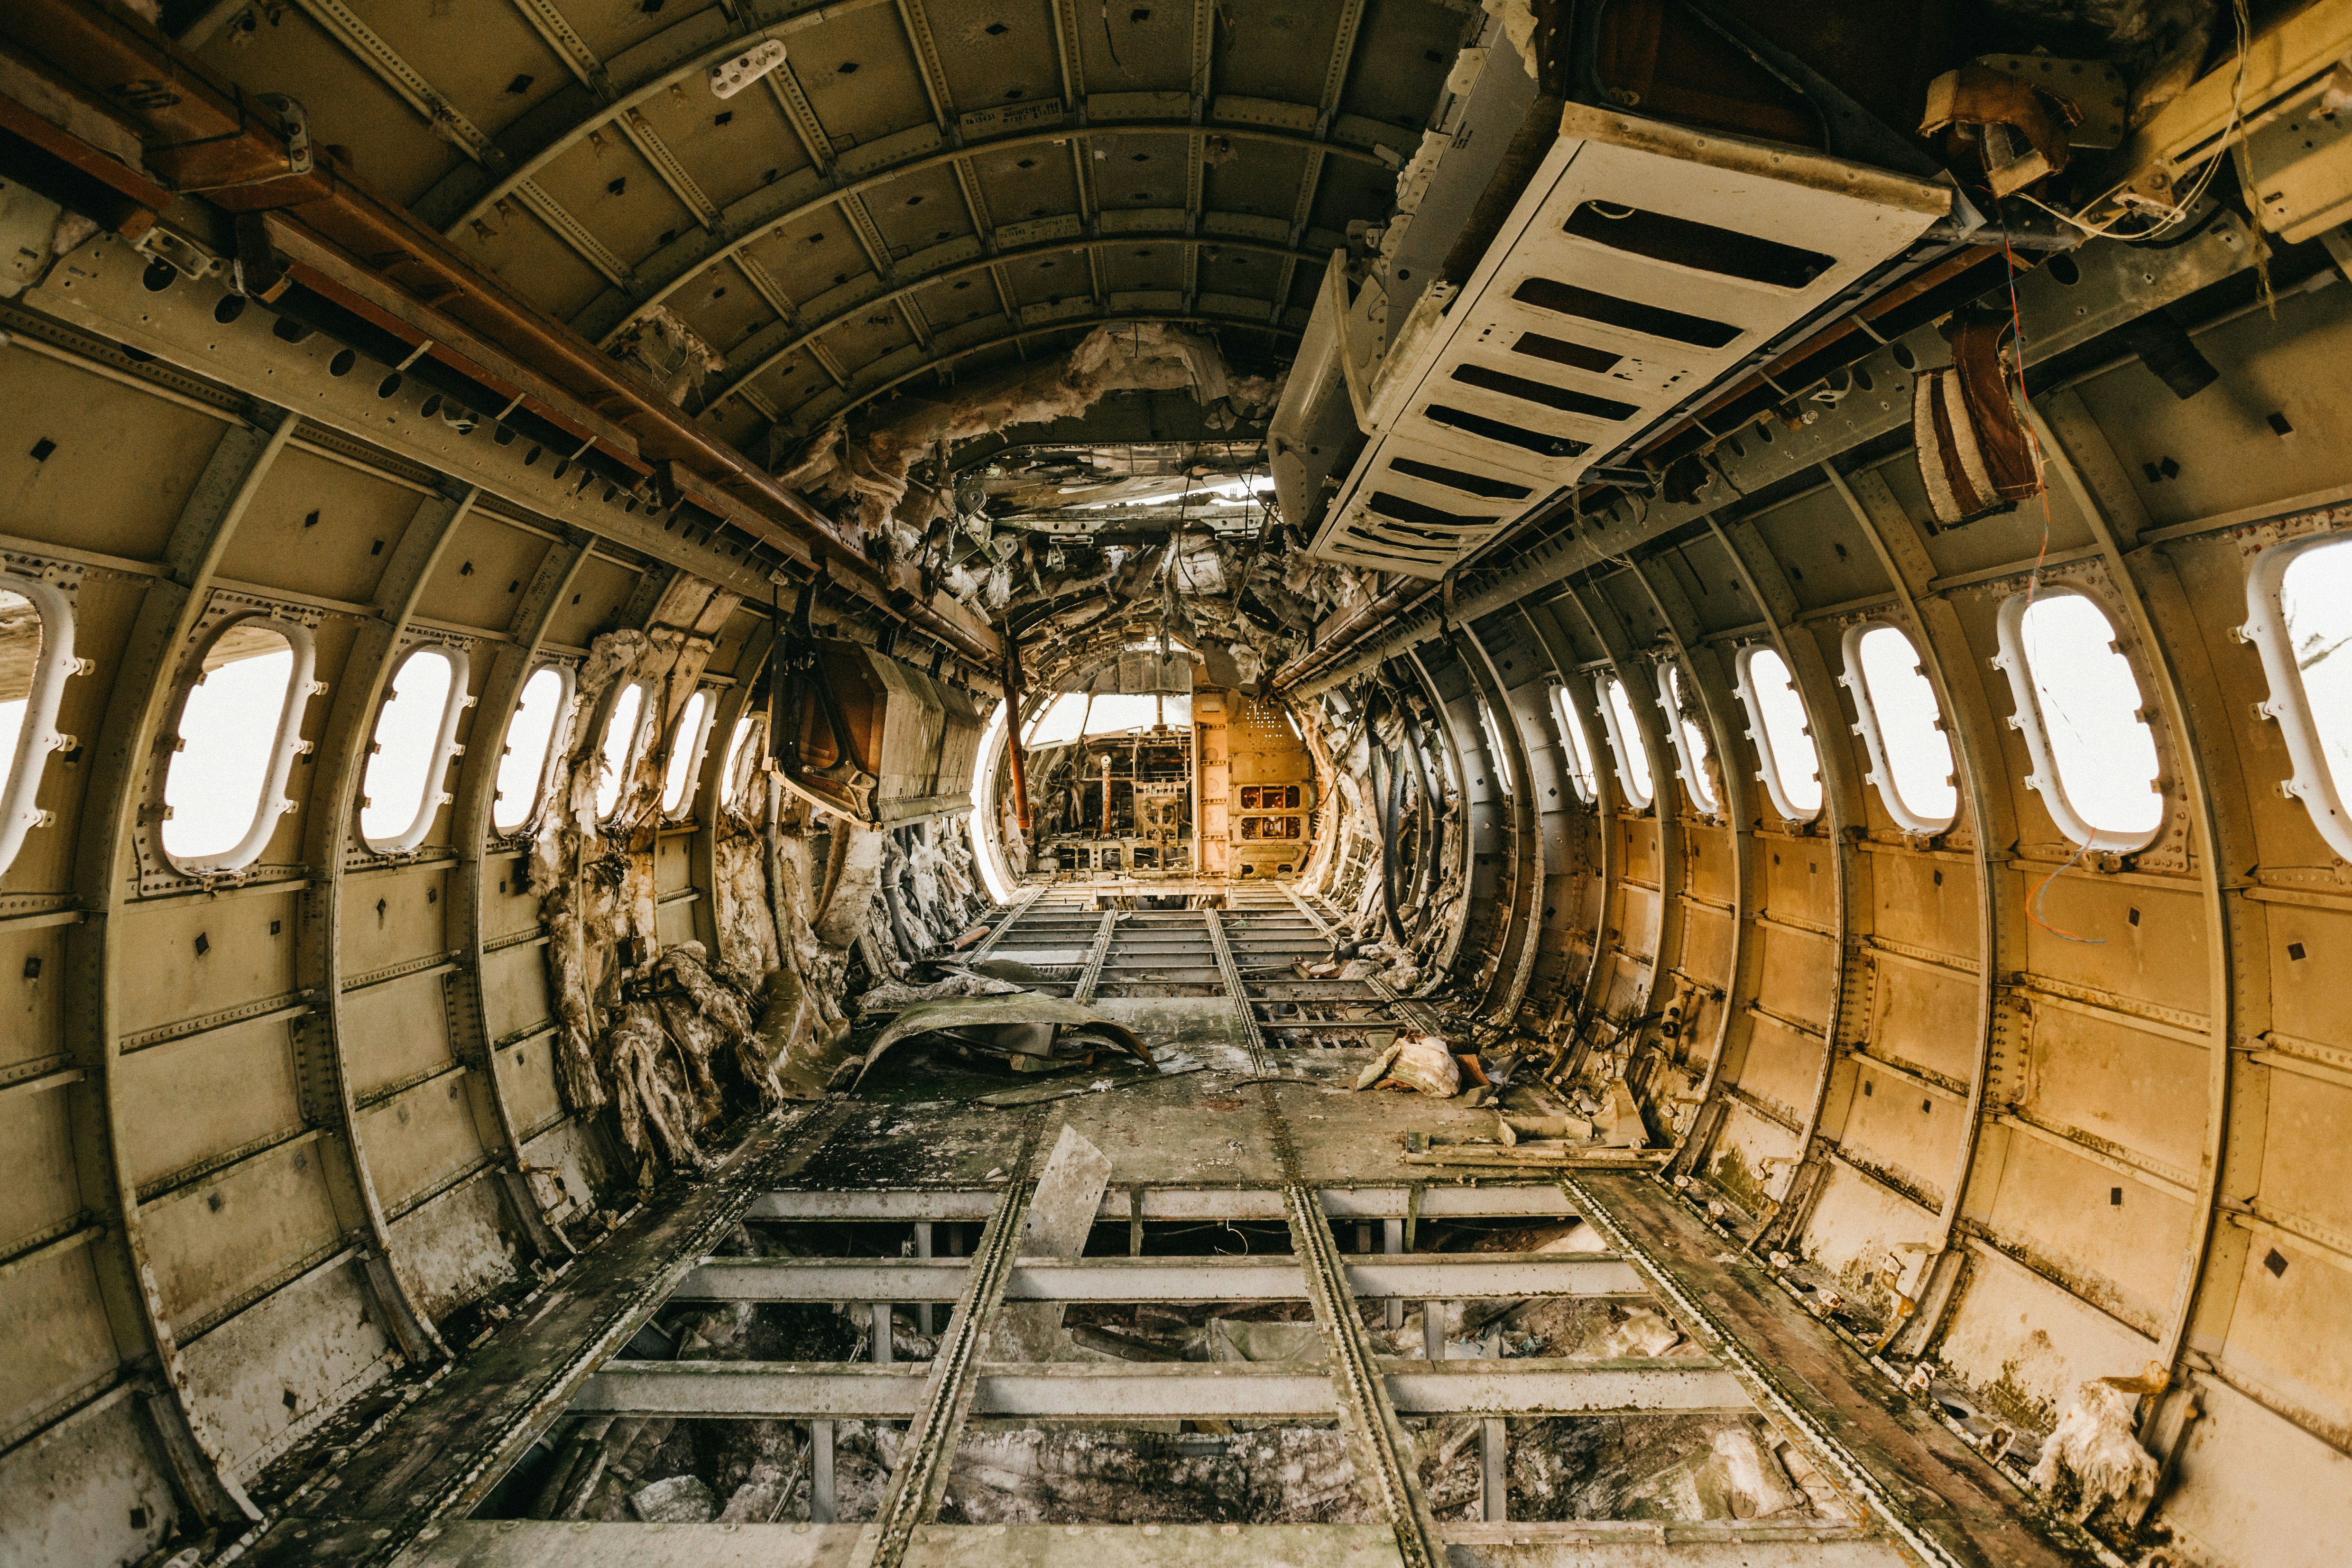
left=1596, top=671, right=1655, bottom=810
left=1659, top=662, right=1719, bottom=817
left=491, top=662, right=577, bottom=839
left=1548, top=676, right=1601, bottom=804
left=1839, top=620, right=1956, bottom=836
left=1732, top=643, right=1822, bottom=824
left=660, top=688, right=719, bottom=820
left=1992, top=588, right=2163, bottom=852
left=1473, top=693, right=1514, bottom=797
left=159, top=614, right=319, bottom=876
left=594, top=680, right=654, bottom=824
left=2244, top=531, right=2352, bottom=858
left=720, top=712, right=767, bottom=809
left=360, top=643, right=473, bottom=855
left=0, top=572, right=77, bottom=880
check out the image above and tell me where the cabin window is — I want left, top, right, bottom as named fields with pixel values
left=1995, top=590, right=2162, bottom=849
left=162, top=618, right=315, bottom=872
left=594, top=683, right=649, bottom=822
left=1475, top=695, right=1513, bottom=794
left=1661, top=664, right=1717, bottom=813
left=493, top=664, right=572, bottom=835
left=1843, top=623, right=1955, bottom=833
left=1550, top=682, right=1598, bottom=803
left=1023, top=691, right=1187, bottom=745
left=2246, top=533, right=2352, bottom=857
left=1735, top=646, right=1822, bottom=821
left=661, top=689, right=717, bottom=817
left=1598, top=673, right=1653, bottom=809
left=0, top=576, right=75, bottom=878
left=361, top=646, right=469, bottom=852
left=721, top=714, right=765, bottom=807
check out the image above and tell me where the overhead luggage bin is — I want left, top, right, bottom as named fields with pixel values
left=1310, top=103, right=1952, bottom=579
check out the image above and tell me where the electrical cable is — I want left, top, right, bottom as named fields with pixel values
left=1998, top=233, right=2110, bottom=946
left=2016, top=0, right=2249, bottom=246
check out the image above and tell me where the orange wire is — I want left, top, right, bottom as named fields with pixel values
left=2000, top=230, right=2106, bottom=945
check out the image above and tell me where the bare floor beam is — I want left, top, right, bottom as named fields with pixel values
left=746, top=1184, right=1596, bottom=1222
left=574, top=1358, right=1748, bottom=1420
left=1482, top=1418, right=1506, bottom=1522
left=808, top=1419, right=835, bottom=1523
left=669, top=1254, right=1646, bottom=1303
left=392, top=1520, right=1908, bottom=1565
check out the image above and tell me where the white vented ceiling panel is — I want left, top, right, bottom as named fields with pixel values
left=1311, top=105, right=1951, bottom=579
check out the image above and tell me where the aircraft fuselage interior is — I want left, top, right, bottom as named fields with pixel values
left=5, top=3, right=2352, bottom=1566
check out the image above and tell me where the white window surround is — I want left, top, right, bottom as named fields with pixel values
left=492, top=663, right=576, bottom=837
left=721, top=713, right=766, bottom=807
left=1840, top=621, right=1956, bottom=836
left=163, top=616, right=320, bottom=876
left=0, top=573, right=77, bottom=879
left=1474, top=695, right=1513, bottom=795
left=1991, top=589, right=2163, bottom=852
left=595, top=682, right=653, bottom=823
left=1660, top=664, right=1718, bottom=815
left=2244, top=532, right=2352, bottom=859
left=1732, top=644, right=1823, bottom=823
left=361, top=644, right=474, bottom=854
left=1597, top=673, right=1654, bottom=810
left=1549, top=679, right=1600, bottom=804
left=661, top=689, right=719, bottom=818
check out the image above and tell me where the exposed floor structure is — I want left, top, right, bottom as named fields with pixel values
left=217, top=881, right=2075, bottom=1568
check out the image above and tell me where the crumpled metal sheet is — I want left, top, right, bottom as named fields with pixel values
left=851, top=993, right=1155, bottom=1089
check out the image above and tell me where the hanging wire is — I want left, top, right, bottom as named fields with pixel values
left=2013, top=0, right=2250, bottom=245
left=1998, top=233, right=2108, bottom=945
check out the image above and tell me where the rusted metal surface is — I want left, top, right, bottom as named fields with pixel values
left=55, top=409, right=301, bottom=1535
left=289, top=485, right=478, bottom=1367
left=2027, top=396, right=2265, bottom=1436
left=443, top=528, right=593, bottom=1259
left=231, top=1109, right=838, bottom=1566
left=1822, top=463, right=2015, bottom=1351
left=1565, top=1172, right=2082, bottom=1568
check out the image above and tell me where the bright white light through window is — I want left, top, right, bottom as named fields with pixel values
left=1602, top=676, right=1653, bottom=807
left=1741, top=647, right=1822, bottom=818
left=0, top=578, right=74, bottom=880
left=596, top=683, right=645, bottom=821
left=1024, top=692, right=1088, bottom=746
left=0, top=692, right=21, bottom=800
left=721, top=715, right=764, bottom=806
left=0, top=590, right=35, bottom=851
left=1023, top=692, right=1187, bottom=744
left=494, top=666, right=568, bottom=834
left=662, top=690, right=713, bottom=815
left=1852, top=626, right=1955, bottom=829
left=1552, top=685, right=1597, bottom=802
left=968, top=699, right=1015, bottom=904
left=2010, top=593, right=2162, bottom=843
left=1664, top=666, right=1716, bottom=812
left=360, top=648, right=457, bottom=847
left=2285, top=543, right=2352, bottom=789
left=1077, top=694, right=1162, bottom=735
left=164, top=629, right=296, bottom=862
left=1476, top=698, right=1514, bottom=794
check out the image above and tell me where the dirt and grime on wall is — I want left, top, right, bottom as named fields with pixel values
left=528, top=588, right=994, bottom=1183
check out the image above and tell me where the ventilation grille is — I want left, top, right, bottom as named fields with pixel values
left=1310, top=106, right=1948, bottom=579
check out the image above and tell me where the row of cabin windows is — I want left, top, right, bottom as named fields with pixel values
left=1549, top=598, right=2155, bottom=847
left=9, top=531, right=2352, bottom=877
left=0, top=588, right=763, bottom=879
